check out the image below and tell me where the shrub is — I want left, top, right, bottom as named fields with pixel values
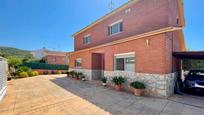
left=130, top=81, right=145, bottom=89
left=19, top=72, right=29, bottom=78
left=56, top=71, right=62, bottom=74
left=101, top=77, right=107, bottom=83
left=28, top=71, right=35, bottom=77
left=33, top=71, right=39, bottom=76
left=16, top=66, right=32, bottom=75
left=43, top=71, right=49, bottom=75
left=51, top=70, right=56, bottom=74
left=16, top=66, right=32, bottom=77
left=112, top=76, right=125, bottom=85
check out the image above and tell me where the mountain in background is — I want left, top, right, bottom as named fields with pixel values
left=0, top=46, right=32, bottom=59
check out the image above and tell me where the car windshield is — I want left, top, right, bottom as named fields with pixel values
left=189, top=71, right=204, bottom=77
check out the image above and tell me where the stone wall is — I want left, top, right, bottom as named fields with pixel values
left=69, top=68, right=102, bottom=81
left=69, top=68, right=177, bottom=98
left=104, top=71, right=177, bottom=98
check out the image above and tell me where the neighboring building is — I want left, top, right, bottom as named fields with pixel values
left=0, top=57, right=8, bottom=101
left=44, top=50, right=69, bottom=65
left=69, top=0, right=186, bottom=97
left=32, top=48, right=69, bottom=65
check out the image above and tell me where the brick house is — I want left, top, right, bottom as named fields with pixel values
left=69, top=0, right=186, bottom=97
left=32, top=48, right=69, bottom=65
left=43, top=51, right=69, bottom=65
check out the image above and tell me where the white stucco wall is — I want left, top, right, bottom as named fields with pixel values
left=0, top=57, right=8, bottom=101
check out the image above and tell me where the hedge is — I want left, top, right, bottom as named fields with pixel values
left=183, top=60, right=204, bottom=71
left=22, top=62, right=68, bottom=70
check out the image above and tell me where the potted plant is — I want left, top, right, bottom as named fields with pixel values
left=69, top=71, right=75, bottom=78
left=81, top=75, right=86, bottom=81
left=112, top=76, right=125, bottom=91
left=77, top=72, right=83, bottom=80
left=101, top=77, right=107, bottom=86
left=66, top=71, right=70, bottom=77
left=130, top=81, right=145, bottom=96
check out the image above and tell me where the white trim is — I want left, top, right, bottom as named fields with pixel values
left=84, top=34, right=90, bottom=37
left=109, top=19, right=123, bottom=26
left=0, top=86, right=7, bottom=101
left=114, top=52, right=135, bottom=56
left=109, top=31, right=122, bottom=37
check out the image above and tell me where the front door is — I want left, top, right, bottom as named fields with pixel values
left=91, top=53, right=104, bottom=80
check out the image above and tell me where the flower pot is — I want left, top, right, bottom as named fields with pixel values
left=102, top=83, right=107, bottom=87
left=82, top=78, right=85, bottom=81
left=114, top=84, right=122, bottom=91
left=133, top=88, right=143, bottom=96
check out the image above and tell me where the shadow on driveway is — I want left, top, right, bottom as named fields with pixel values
left=50, top=76, right=172, bottom=115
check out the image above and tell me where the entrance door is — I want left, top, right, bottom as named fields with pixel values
left=91, top=53, right=104, bottom=80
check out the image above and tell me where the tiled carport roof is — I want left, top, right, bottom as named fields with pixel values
left=173, top=51, right=204, bottom=59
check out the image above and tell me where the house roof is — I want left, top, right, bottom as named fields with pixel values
left=44, top=50, right=69, bottom=57
left=73, top=0, right=141, bottom=37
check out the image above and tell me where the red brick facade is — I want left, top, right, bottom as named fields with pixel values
left=70, top=0, right=185, bottom=74
left=45, top=55, right=67, bottom=65
left=74, top=0, right=184, bottom=51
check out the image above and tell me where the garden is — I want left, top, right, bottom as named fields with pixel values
left=7, top=56, right=68, bottom=80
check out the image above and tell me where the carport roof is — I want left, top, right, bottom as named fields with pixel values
left=173, top=51, right=204, bottom=59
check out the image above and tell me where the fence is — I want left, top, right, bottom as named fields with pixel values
left=0, top=57, right=8, bottom=101
left=22, top=62, right=68, bottom=70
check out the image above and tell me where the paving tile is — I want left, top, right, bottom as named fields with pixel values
left=1, top=75, right=204, bottom=115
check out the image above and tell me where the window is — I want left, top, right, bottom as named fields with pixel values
left=75, top=58, right=82, bottom=68
left=83, top=35, right=91, bottom=44
left=108, top=20, right=123, bottom=36
left=52, top=57, right=56, bottom=62
left=114, top=53, right=135, bottom=72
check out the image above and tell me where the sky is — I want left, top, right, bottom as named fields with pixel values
left=0, top=0, right=203, bottom=52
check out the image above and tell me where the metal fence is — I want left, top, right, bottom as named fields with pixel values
left=0, top=57, right=8, bottom=101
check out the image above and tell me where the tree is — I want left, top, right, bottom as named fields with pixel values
left=22, top=54, right=34, bottom=63
left=7, top=56, right=22, bottom=68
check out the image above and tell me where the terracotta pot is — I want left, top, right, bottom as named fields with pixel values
left=114, top=85, right=122, bottom=91
left=133, top=88, right=143, bottom=96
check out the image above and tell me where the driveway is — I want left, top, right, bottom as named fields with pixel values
left=0, top=75, right=204, bottom=115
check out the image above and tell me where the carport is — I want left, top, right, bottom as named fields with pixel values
left=173, top=51, right=204, bottom=60
left=173, top=51, right=204, bottom=94
left=173, top=51, right=204, bottom=79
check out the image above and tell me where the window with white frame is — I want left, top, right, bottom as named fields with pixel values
left=83, top=34, right=91, bottom=44
left=75, top=58, right=82, bottom=68
left=114, top=53, right=135, bottom=72
left=108, top=20, right=123, bottom=36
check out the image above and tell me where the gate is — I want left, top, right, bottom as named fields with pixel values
left=0, top=57, right=8, bottom=101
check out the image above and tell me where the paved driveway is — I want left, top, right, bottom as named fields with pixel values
left=0, top=75, right=204, bottom=115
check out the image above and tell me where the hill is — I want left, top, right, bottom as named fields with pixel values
left=0, top=46, right=32, bottom=59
